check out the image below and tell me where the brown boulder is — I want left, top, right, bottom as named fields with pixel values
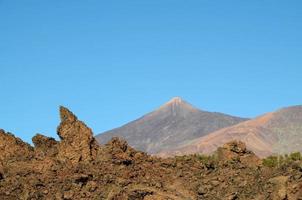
left=216, top=140, right=261, bottom=167
left=106, top=137, right=129, bottom=153
left=56, top=106, right=99, bottom=164
left=105, top=137, right=136, bottom=165
left=222, top=140, right=247, bottom=154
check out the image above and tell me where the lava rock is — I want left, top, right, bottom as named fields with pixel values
left=32, top=134, right=58, bottom=158
left=56, top=106, right=99, bottom=164
left=0, top=129, right=33, bottom=162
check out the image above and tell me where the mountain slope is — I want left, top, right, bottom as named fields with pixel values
left=158, top=105, right=302, bottom=158
left=96, top=97, right=248, bottom=154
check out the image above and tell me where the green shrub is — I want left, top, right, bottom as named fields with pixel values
left=289, top=152, right=301, bottom=161
left=195, top=154, right=210, bottom=162
left=263, top=152, right=302, bottom=168
left=262, top=156, right=279, bottom=167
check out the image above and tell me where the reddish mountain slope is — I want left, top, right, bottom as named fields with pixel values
left=96, top=97, right=247, bottom=154
left=158, top=105, right=302, bottom=158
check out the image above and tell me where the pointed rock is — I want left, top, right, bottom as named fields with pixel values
left=0, top=129, right=33, bottom=162
left=59, top=106, right=77, bottom=124
left=56, top=107, right=98, bottom=164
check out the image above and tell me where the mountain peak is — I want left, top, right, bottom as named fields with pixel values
left=97, top=97, right=247, bottom=154
left=159, top=96, right=198, bottom=112
left=166, top=96, right=184, bottom=105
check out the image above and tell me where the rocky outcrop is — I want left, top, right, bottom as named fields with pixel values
left=32, top=134, right=58, bottom=159
left=0, top=107, right=302, bottom=199
left=104, top=137, right=142, bottom=165
left=216, top=140, right=261, bottom=167
left=0, top=129, right=33, bottom=162
left=56, top=106, right=99, bottom=164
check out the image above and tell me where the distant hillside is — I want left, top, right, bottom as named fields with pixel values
left=96, top=97, right=248, bottom=154
left=158, top=105, right=302, bottom=158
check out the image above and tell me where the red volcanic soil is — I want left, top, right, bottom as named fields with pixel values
left=158, top=106, right=302, bottom=158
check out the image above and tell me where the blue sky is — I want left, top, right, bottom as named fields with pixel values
left=0, top=1, right=301, bottom=143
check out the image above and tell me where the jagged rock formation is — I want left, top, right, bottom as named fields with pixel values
left=96, top=97, right=248, bottom=154
left=56, top=106, right=98, bottom=164
left=32, top=134, right=58, bottom=159
left=0, top=129, right=33, bottom=162
left=0, top=107, right=302, bottom=199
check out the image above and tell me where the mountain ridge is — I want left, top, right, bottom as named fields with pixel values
left=96, top=97, right=248, bottom=154
left=157, top=105, right=302, bottom=158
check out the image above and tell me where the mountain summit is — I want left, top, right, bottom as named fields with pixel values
left=96, top=97, right=248, bottom=154
left=157, top=97, right=197, bottom=115
left=160, top=96, right=190, bottom=108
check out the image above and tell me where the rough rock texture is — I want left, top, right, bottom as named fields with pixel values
left=57, top=106, right=98, bottom=164
left=216, top=141, right=261, bottom=167
left=0, top=129, right=33, bottom=162
left=269, top=176, right=289, bottom=200
left=0, top=163, right=3, bottom=180
left=32, top=134, right=58, bottom=159
left=0, top=107, right=302, bottom=199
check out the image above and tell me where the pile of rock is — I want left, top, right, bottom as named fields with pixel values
left=216, top=140, right=261, bottom=167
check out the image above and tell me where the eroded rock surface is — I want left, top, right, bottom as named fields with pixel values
left=216, top=140, right=261, bottom=167
left=32, top=134, right=58, bottom=158
left=0, top=129, right=33, bottom=162
left=57, top=106, right=98, bottom=164
left=0, top=107, right=301, bottom=199
left=269, top=176, right=289, bottom=200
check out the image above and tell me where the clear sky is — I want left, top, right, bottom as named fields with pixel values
left=0, top=1, right=301, bottom=143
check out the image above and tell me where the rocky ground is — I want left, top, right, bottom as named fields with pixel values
left=0, top=107, right=302, bottom=200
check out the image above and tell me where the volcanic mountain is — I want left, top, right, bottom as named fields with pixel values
left=96, top=97, right=248, bottom=154
left=158, top=105, right=302, bottom=158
